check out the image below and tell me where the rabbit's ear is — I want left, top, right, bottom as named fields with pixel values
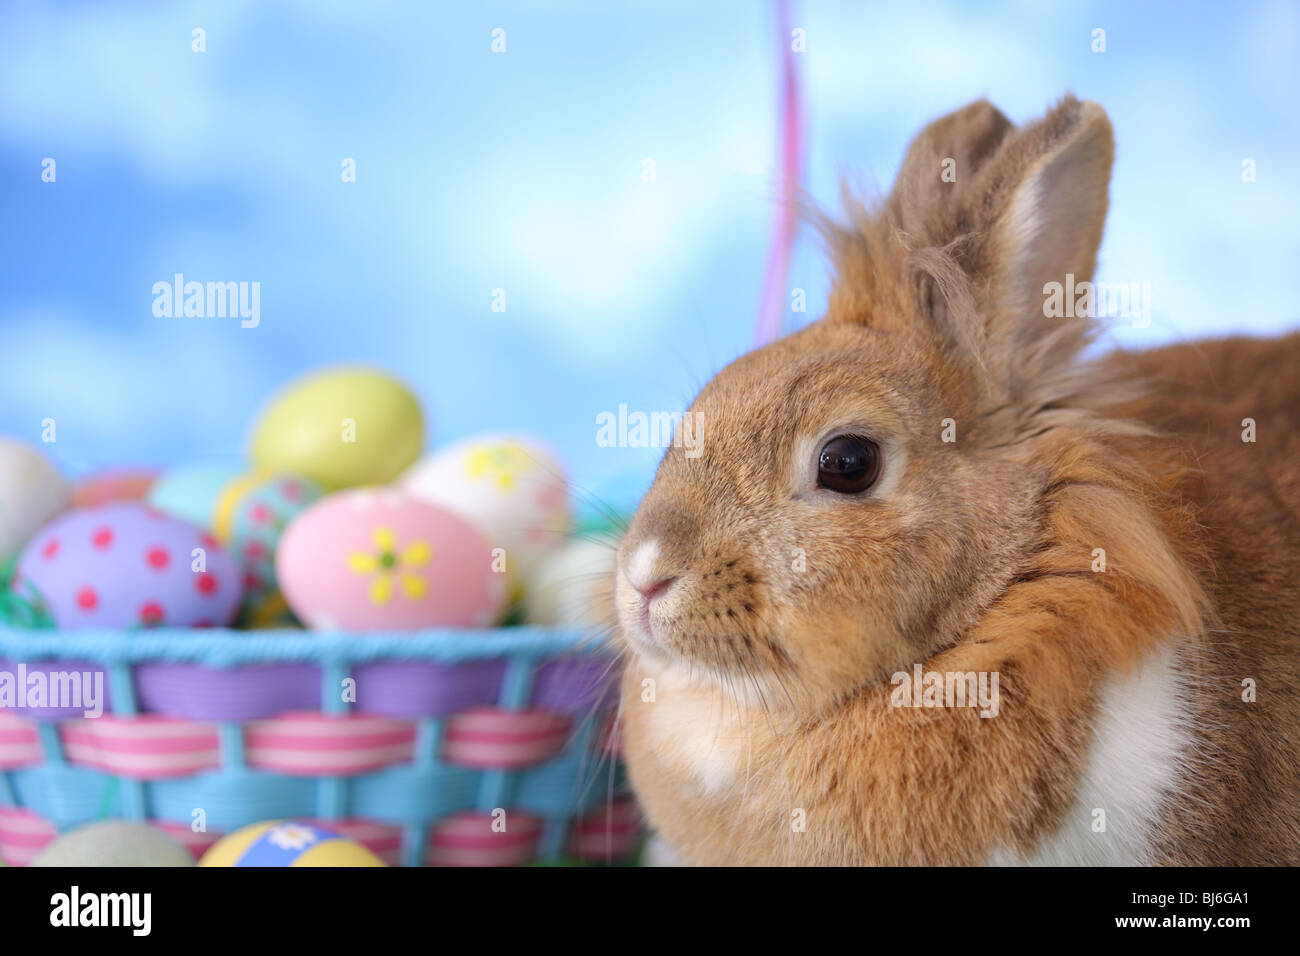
left=895, top=97, right=1115, bottom=399
left=825, top=100, right=1013, bottom=336
left=885, top=99, right=1013, bottom=241
left=827, top=96, right=1114, bottom=395
left=980, top=98, right=1114, bottom=351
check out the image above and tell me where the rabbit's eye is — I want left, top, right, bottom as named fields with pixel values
left=818, top=435, right=882, bottom=494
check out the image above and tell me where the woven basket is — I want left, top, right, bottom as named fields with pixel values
left=0, top=627, right=637, bottom=866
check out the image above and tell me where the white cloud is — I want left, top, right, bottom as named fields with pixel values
left=1, top=308, right=268, bottom=473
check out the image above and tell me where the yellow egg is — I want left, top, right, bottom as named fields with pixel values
left=249, top=367, right=424, bottom=490
left=198, top=821, right=386, bottom=867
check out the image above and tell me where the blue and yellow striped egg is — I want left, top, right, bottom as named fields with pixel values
left=147, top=463, right=322, bottom=627
left=198, top=821, right=386, bottom=867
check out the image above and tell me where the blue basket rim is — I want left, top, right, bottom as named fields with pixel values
left=0, top=626, right=612, bottom=667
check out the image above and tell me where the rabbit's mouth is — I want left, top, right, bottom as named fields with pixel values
left=614, top=536, right=796, bottom=691
left=614, top=547, right=674, bottom=659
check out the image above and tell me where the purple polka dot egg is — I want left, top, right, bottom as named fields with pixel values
left=12, top=501, right=244, bottom=629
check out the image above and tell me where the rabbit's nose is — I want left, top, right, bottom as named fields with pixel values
left=623, top=538, right=679, bottom=602
left=634, top=575, right=677, bottom=603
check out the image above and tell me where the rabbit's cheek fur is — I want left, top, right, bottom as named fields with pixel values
left=614, top=500, right=800, bottom=691
left=612, top=348, right=1046, bottom=712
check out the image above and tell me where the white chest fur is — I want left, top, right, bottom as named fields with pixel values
left=990, top=642, right=1195, bottom=865
left=638, top=660, right=748, bottom=797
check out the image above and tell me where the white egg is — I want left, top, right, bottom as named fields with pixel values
left=0, top=438, right=68, bottom=561
left=523, top=536, right=618, bottom=630
left=400, top=434, right=570, bottom=599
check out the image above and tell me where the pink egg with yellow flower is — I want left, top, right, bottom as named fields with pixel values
left=275, top=487, right=507, bottom=630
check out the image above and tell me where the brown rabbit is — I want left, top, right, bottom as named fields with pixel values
left=614, top=96, right=1300, bottom=865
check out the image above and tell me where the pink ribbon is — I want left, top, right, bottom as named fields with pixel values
left=754, top=0, right=804, bottom=347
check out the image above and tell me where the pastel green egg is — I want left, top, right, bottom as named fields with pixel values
left=249, top=367, right=425, bottom=490
left=32, top=821, right=194, bottom=867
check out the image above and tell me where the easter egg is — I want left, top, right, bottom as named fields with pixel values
left=0, top=438, right=68, bottom=562
left=276, top=487, right=506, bottom=630
left=523, top=537, right=617, bottom=630
left=214, top=472, right=323, bottom=626
left=31, top=821, right=194, bottom=867
left=14, top=502, right=243, bottom=629
left=147, top=460, right=243, bottom=529
left=198, top=821, right=385, bottom=867
left=249, top=367, right=424, bottom=490
left=149, top=464, right=323, bottom=626
left=400, top=434, right=570, bottom=600
left=70, top=469, right=159, bottom=509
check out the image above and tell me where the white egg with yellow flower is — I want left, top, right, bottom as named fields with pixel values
left=275, top=487, right=506, bottom=630
left=399, top=434, right=570, bottom=601
left=0, top=437, right=68, bottom=562
left=523, top=536, right=618, bottom=631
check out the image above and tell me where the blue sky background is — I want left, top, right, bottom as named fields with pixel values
left=2, top=0, right=1297, bottom=517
